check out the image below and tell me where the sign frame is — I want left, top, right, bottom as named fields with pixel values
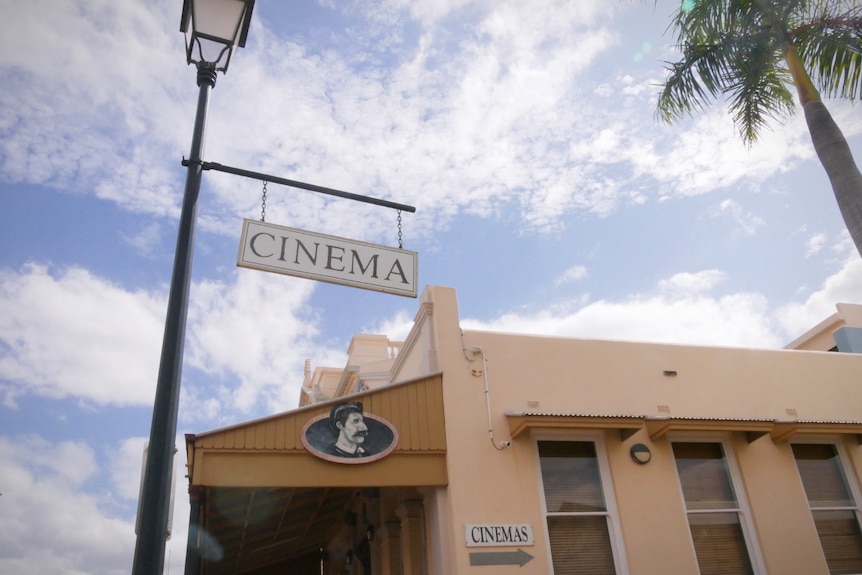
left=301, top=401, right=399, bottom=465
left=237, top=219, right=418, bottom=298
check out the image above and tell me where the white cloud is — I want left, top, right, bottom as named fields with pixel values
left=0, top=264, right=346, bottom=418
left=713, top=198, right=766, bottom=236
left=646, top=110, right=813, bottom=197
left=0, top=435, right=136, bottom=575
left=121, top=221, right=167, bottom=257
left=776, top=257, right=862, bottom=337
left=0, top=264, right=164, bottom=407
left=0, top=0, right=185, bottom=218
left=555, top=265, right=589, bottom=286
left=464, top=290, right=779, bottom=348
left=1, top=3, right=860, bottom=574
left=2, top=0, right=849, bottom=243
left=658, top=269, right=726, bottom=295
left=463, top=258, right=862, bottom=349
left=368, top=309, right=416, bottom=342
left=185, top=271, right=345, bottom=416
left=0, top=432, right=192, bottom=575
left=805, top=232, right=828, bottom=257
left=110, top=437, right=148, bottom=501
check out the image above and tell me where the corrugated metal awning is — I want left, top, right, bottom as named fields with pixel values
left=504, top=412, right=862, bottom=444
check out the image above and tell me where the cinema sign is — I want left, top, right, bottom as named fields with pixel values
left=237, top=219, right=418, bottom=298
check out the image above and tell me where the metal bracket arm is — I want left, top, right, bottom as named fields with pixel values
left=181, top=159, right=416, bottom=213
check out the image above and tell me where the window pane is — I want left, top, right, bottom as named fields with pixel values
left=812, top=509, right=862, bottom=574
left=792, top=444, right=862, bottom=575
left=539, top=441, right=617, bottom=575
left=547, top=515, right=615, bottom=575
left=673, top=442, right=737, bottom=510
left=793, top=444, right=855, bottom=508
left=539, top=441, right=606, bottom=513
left=688, top=513, right=754, bottom=575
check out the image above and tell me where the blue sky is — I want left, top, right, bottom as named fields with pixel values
left=2, top=0, right=861, bottom=573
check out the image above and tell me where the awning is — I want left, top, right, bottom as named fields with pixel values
left=186, top=373, right=447, bottom=574
left=505, top=412, right=862, bottom=444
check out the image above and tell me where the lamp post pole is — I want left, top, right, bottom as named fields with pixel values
left=132, top=3, right=253, bottom=572
left=132, top=61, right=217, bottom=575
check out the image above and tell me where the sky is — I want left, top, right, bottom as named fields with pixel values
left=1, top=0, right=861, bottom=573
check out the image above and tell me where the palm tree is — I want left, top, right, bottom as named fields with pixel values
left=656, top=0, right=862, bottom=258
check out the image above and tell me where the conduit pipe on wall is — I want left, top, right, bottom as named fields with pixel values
left=461, top=330, right=511, bottom=451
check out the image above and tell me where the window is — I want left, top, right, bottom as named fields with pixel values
left=792, top=443, right=862, bottom=574
left=671, top=441, right=757, bottom=575
left=538, top=440, right=620, bottom=575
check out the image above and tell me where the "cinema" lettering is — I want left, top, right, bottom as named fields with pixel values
left=237, top=219, right=418, bottom=298
left=464, top=524, right=534, bottom=548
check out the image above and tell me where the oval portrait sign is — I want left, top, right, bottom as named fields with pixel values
left=301, top=401, right=399, bottom=464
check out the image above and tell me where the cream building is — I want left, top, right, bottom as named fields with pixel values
left=184, top=286, right=862, bottom=575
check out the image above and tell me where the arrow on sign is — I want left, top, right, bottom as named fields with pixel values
left=469, top=549, right=534, bottom=567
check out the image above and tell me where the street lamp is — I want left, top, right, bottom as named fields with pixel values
left=181, top=0, right=254, bottom=72
left=132, top=2, right=254, bottom=574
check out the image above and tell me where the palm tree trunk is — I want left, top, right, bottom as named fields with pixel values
left=803, top=100, right=862, bottom=259
left=784, top=41, right=862, bottom=258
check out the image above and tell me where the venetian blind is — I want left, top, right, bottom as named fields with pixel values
left=688, top=513, right=754, bottom=575
left=539, top=441, right=606, bottom=513
left=539, top=441, right=616, bottom=575
left=672, top=442, right=755, bottom=575
left=673, top=442, right=737, bottom=510
left=547, top=516, right=615, bottom=575
left=792, top=443, right=862, bottom=574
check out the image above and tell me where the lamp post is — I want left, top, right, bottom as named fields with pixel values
left=132, top=2, right=254, bottom=574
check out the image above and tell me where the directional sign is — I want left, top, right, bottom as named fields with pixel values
left=469, top=549, right=534, bottom=567
left=237, top=219, right=418, bottom=297
left=465, top=524, right=534, bottom=547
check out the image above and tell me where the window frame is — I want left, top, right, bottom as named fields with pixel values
left=532, top=430, right=629, bottom=575
left=668, top=433, right=766, bottom=575
left=791, top=436, right=862, bottom=574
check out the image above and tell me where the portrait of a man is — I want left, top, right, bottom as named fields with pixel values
left=301, top=401, right=398, bottom=464
left=326, top=402, right=370, bottom=457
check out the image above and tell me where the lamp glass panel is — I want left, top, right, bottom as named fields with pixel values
left=192, top=0, right=246, bottom=43
left=190, top=35, right=230, bottom=64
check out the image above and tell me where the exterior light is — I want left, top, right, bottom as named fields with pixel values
left=181, top=0, right=255, bottom=72
left=630, top=443, right=652, bottom=465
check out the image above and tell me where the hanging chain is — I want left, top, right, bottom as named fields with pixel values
left=259, top=178, right=405, bottom=243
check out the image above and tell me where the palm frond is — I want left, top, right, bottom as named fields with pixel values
left=656, top=0, right=860, bottom=141
left=791, top=3, right=862, bottom=100
left=657, top=41, right=729, bottom=123
left=724, top=32, right=796, bottom=143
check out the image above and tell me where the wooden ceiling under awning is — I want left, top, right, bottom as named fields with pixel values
left=196, top=486, right=356, bottom=575
left=185, top=373, right=447, bottom=575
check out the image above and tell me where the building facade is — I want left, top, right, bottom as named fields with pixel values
left=184, top=286, right=862, bottom=574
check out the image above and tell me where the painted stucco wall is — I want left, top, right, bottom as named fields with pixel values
left=406, top=286, right=862, bottom=575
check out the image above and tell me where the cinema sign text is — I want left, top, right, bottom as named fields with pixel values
left=465, top=524, right=534, bottom=547
left=237, top=219, right=418, bottom=298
